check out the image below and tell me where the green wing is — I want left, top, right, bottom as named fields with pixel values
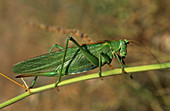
left=13, top=43, right=113, bottom=76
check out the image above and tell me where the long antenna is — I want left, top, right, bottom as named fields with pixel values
left=128, top=40, right=160, bottom=64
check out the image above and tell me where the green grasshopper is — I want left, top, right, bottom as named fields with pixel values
left=13, top=36, right=129, bottom=88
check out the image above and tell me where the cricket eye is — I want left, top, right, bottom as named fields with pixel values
left=120, top=51, right=127, bottom=58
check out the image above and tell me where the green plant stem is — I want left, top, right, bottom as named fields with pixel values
left=0, top=62, right=170, bottom=109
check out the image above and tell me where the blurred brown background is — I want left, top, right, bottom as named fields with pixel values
left=0, top=0, right=170, bottom=111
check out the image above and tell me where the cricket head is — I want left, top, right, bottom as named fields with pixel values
left=119, top=39, right=129, bottom=58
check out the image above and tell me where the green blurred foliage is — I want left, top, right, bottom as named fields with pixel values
left=0, top=0, right=169, bottom=111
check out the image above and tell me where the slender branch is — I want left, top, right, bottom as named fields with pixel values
left=0, top=62, right=170, bottom=109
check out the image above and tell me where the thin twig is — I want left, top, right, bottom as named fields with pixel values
left=0, top=62, right=170, bottom=109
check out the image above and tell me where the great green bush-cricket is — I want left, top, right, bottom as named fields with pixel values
left=13, top=37, right=129, bottom=88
